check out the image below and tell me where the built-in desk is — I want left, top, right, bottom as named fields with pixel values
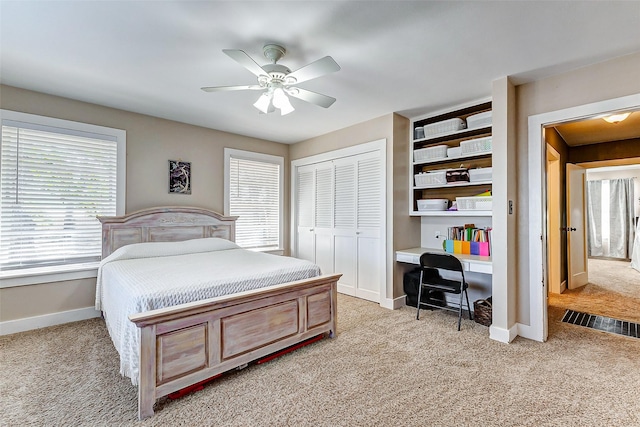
left=396, top=247, right=492, bottom=275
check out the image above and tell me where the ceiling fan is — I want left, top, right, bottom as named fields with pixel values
left=201, top=44, right=340, bottom=115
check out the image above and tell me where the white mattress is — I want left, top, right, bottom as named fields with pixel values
left=96, top=238, right=321, bottom=385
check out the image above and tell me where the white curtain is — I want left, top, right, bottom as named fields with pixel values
left=586, top=180, right=602, bottom=257
left=631, top=219, right=640, bottom=272
left=586, top=178, right=635, bottom=259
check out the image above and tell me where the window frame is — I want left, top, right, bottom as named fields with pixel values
left=224, top=148, right=284, bottom=253
left=0, top=110, right=126, bottom=288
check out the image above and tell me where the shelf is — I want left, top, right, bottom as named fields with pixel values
left=413, top=151, right=492, bottom=166
left=413, top=125, right=491, bottom=145
left=413, top=180, right=492, bottom=190
left=409, top=100, right=493, bottom=219
left=411, top=210, right=492, bottom=217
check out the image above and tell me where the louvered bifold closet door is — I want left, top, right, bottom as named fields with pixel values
left=292, top=145, right=383, bottom=303
left=313, top=163, right=334, bottom=274
left=355, top=151, right=382, bottom=300
left=333, top=159, right=357, bottom=293
left=295, top=165, right=315, bottom=262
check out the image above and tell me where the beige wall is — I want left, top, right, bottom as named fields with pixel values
left=392, top=114, right=421, bottom=298
left=0, top=84, right=290, bottom=322
left=515, top=51, right=640, bottom=325
left=0, top=279, right=95, bottom=320
left=490, top=77, right=518, bottom=339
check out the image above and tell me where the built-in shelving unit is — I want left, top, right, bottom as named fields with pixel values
left=409, top=100, right=492, bottom=216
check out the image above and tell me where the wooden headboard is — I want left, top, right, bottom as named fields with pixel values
left=97, top=206, right=238, bottom=259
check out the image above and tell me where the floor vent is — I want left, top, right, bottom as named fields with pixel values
left=562, top=309, right=639, bottom=339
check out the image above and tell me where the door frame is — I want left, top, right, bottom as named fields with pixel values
left=290, top=139, right=387, bottom=304
left=546, top=143, right=563, bottom=295
left=527, top=93, right=640, bottom=342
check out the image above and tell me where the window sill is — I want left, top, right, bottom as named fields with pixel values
left=0, top=262, right=100, bottom=289
left=248, top=247, right=285, bottom=256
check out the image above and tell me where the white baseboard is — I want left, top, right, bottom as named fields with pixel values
left=560, top=280, right=567, bottom=293
left=516, top=322, right=545, bottom=342
left=489, top=323, right=518, bottom=343
left=0, top=307, right=101, bottom=336
left=380, top=295, right=406, bottom=310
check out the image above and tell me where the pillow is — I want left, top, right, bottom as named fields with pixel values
left=101, top=237, right=240, bottom=265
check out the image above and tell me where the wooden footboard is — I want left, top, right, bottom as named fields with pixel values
left=129, top=273, right=340, bottom=420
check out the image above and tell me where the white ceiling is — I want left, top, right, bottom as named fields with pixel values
left=2, top=1, right=640, bottom=144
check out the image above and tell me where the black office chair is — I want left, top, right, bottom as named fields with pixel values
left=416, top=252, right=473, bottom=331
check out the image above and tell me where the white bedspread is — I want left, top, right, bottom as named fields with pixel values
left=96, top=238, right=321, bottom=385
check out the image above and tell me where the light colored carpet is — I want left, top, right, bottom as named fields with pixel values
left=548, top=258, right=640, bottom=322
left=2, top=293, right=640, bottom=427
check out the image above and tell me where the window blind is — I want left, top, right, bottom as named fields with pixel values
left=0, top=124, right=118, bottom=270
left=229, top=156, right=281, bottom=249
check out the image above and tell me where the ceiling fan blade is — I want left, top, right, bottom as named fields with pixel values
left=223, top=49, right=268, bottom=77
left=289, top=88, right=336, bottom=108
left=287, top=56, right=340, bottom=84
left=201, top=85, right=263, bottom=92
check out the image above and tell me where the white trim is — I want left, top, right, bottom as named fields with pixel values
left=490, top=323, right=518, bottom=343
left=290, top=139, right=385, bottom=169
left=0, top=109, right=126, bottom=216
left=0, top=307, right=101, bottom=336
left=223, top=148, right=285, bottom=251
left=290, top=139, right=387, bottom=304
left=0, top=263, right=98, bottom=288
left=527, top=93, right=640, bottom=343
left=380, top=296, right=406, bottom=310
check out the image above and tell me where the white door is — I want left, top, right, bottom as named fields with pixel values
left=295, top=166, right=315, bottom=263
left=313, top=164, right=334, bottom=275
left=333, top=158, right=358, bottom=296
left=291, top=140, right=386, bottom=305
left=567, top=163, right=588, bottom=289
left=354, top=152, right=382, bottom=302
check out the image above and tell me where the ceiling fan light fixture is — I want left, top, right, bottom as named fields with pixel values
left=602, top=112, right=631, bottom=124
left=253, top=93, right=272, bottom=114
left=205, top=45, right=340, bottom=114
left=272, top=88, right=294, bottom=115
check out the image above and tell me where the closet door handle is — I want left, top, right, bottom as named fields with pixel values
left=565, top=227, right=576, bottom=232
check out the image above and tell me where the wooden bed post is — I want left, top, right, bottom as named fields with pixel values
left=138, top=325, right=157, bottom=419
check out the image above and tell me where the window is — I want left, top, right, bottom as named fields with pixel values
left=0, top=110, right=125, bottom=275
left=224, top=148, right=283, bottom=251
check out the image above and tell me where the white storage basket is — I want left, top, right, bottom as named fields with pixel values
left=469, top=167, right=493, bottom=182
left=422, top=118, right=466, bottom=137
left=447, top=147, right=462, bottom=158
left=460, top=136, right=492, bottom=156
left=466, top=111, right=492, bottom=129
left=456, top=196, right=493, bottom=211
left=415, top=170, right=447, bottom=187
left=414, top=145, right=448, bottom=162
left=417, top=199, right=449, bottom=211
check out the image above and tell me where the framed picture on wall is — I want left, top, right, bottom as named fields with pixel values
left=169, top=160, right=191, bottom=194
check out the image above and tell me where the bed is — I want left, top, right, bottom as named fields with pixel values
left=96, top=206, right=340, bottom=420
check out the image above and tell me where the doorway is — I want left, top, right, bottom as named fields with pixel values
left=548, top=162, right=640, bottom=325
left=528, top=93, right=640, bottom=342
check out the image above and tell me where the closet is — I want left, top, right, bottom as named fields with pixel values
left=292, top=141, right=385, bottom=303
